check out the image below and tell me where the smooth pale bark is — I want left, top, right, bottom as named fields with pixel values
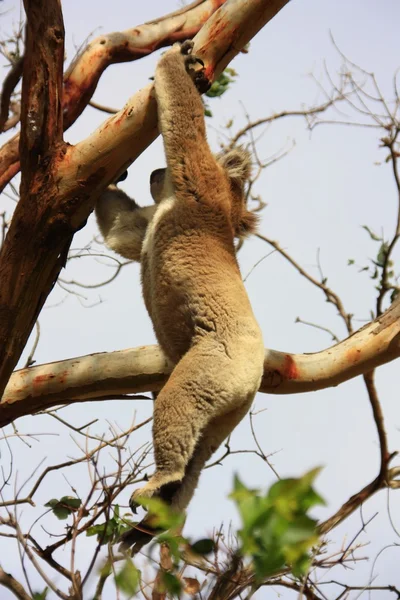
left=2, top=295, right=399, bottom=427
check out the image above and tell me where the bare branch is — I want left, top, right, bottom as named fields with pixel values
left=363, top=370, right=390, bottom=479
left=89, top=100, right=118, bottom=115
left=256, top=234, right=353, bottom=330
left=376, top=136, right=400, bottom=315
left=0, top=56, right=23, bottom=133
left=23, top=321, right=40, bottom=369
left=318, top=463, right=396, bottom=536
left=0, top=567, right=31, bottom=600
left=230, top=98, right=340, bottom=147
left=295, top=317, right=340, bottom=343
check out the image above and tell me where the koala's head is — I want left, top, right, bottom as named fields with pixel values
left=216, top=147, right=258, bottom=239
left=149, top=146, right=257, bottom=239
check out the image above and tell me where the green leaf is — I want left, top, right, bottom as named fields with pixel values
left=155, top=532, right=185, bottom=562
left=190, top=538, right=215, bottom=555
left=45, top=496, right=81, bottom=520
left=99, top=560, right=112, bottom=578
left=60, top=496, right=81, bottom=510
left=161, top=572, right=182, bottom=596
left=376, top=242, right=389, bottom=267
left=134, top=496, right=184, bottom=531
left=205, top=68, right=238, bottom=98
left=115, top=560, right=140, bottom=596
left=44, top=499, right=70, bottom=520
left=86, top=519, right=119, bottom=545
left=362, top=224, right=381, bottom=241
left=231, top=469, right=324, bottom=581
left=33, top=589, right=48, bottom=600
left=86, top=523, right=106, bottom=537
left=44, top=499, right=59, bottom=507
left=347, top=258, right=355, bottom=265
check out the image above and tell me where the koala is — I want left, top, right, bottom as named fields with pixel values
left=95, top=41, right=265, bottom=550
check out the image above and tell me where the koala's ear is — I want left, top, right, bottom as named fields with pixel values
left=116, top=170, right=128, bottom=184
left=217, top=147, right=252, bottom=187
left=150, top=168, right=166, bottom=186
left=238, top=209, right=259, bottom=237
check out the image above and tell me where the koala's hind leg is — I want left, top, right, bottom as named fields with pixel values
left=121, top=403, right=253, bottom=552
left=170, top=402, right=252, bottom=512
left=129, top=343, right=256, bottom=510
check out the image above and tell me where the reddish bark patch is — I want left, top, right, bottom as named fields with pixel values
left=282, top=354, right=299, bottom=380
left=346, top=347, right=362, bottom=363
left=58, top=370, right=68, bottom=384
left=33, top=373, right=55, bottom=385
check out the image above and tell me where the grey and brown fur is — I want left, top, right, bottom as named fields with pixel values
left=95, top=42, right=264, bottom=550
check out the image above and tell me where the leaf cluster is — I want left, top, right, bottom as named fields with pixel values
left=204, top=67, right=238, bottom=117
left=231, top=468, right=324, bottom=580
left=44, top=496, right=82, bottom=520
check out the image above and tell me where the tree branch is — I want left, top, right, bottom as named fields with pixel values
left=0, top=568, right=32, bottom=600
left=0, top=0, right=230, bottom=190
left=0, top=0, right=66, bottom=399
left=2, top=296, right=400, bottom=427
left=0, top=56, right=23, bottom=133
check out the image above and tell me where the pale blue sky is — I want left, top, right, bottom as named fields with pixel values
left=0, top=1, right=399, bottom=598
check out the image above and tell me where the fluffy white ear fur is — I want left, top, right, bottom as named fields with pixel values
left=216, top=146, right=252, bottom=185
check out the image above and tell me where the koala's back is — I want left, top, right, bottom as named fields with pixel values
left=141, top=194, right=262, bottom=365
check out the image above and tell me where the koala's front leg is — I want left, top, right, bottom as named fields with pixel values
left=154, top=42, right=210, bottom=158
left=95, top=186, right=156, bottom=262
left=154, top=42, right=223, bottom=204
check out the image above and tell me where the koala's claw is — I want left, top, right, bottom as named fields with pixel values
left=182, top=50, right=210, bottom=94
left=185, top=55, right=205, bottom=68
left=129, top=494, right=141, bottom=515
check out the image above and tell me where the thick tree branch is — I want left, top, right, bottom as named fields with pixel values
left=2, top=296, right=399, bottom=426
left=0, top=0, right=229, bottom=191
left=0, top=0, right=66, bottom=400
left=57, top=0, right=290, bottom=200
left=20, top=0, right=64, bottom=169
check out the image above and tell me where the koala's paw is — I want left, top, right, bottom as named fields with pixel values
left=129, top=479, right=182, bottom=514
left=182, top=45, right=210, bottom=94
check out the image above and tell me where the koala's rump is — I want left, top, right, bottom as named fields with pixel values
left=144, top=236, right=260, bottom=364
